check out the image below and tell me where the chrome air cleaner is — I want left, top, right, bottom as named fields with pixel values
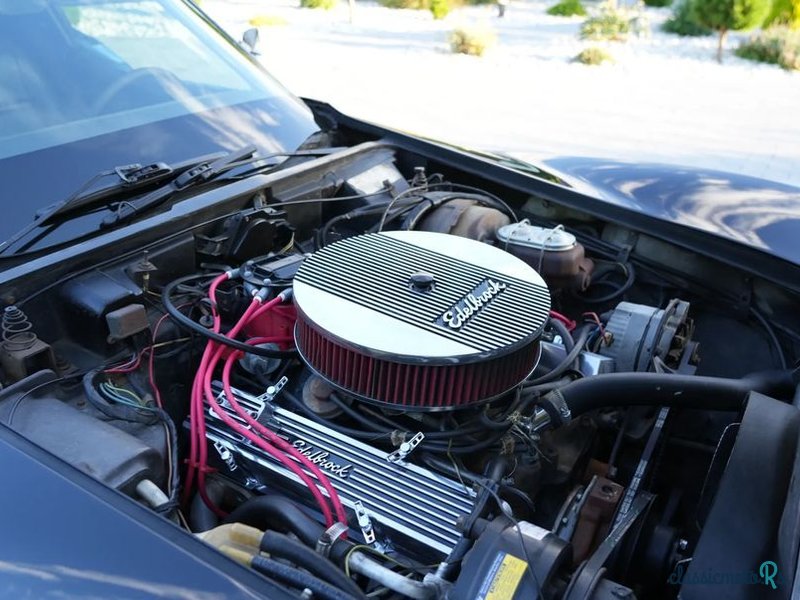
left=293, top=231, right=551, bottom=410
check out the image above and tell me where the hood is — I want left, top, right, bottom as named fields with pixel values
left=510, top=155, right=800, bottom=268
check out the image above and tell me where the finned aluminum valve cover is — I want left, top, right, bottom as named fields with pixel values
left=203, top=384, right=476, bottom=556
left=293, top=231, right=551, bottom=410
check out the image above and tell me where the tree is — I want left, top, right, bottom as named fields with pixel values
left=765, top=0, right=800, bottom=29
left=692, top=0, right=771, bottom=61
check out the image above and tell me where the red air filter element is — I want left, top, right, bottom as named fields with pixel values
left=297, top=318, right=541, bottom=409
left=293, top=231, right=551, bottom=411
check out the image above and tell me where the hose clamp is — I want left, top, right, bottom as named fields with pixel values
left=539, top=390, right=572, bottom=428
left=315, top=521, right=348, bottom=557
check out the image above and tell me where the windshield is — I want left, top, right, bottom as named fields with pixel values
left=0, top=0, right=318, bottom=243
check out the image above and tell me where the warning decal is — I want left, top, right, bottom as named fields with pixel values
left=476, top=552, right=528, bottom=600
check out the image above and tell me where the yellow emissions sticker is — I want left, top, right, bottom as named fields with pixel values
left=476, top=552, right=529, bottom=600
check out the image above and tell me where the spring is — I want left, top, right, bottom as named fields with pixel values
left=2, top=306, right=38, bottom=352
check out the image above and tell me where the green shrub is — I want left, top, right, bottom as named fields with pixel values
left=379, top=0, right=428, bottom=8
left=735, top=27, right=800, bottom=69
left=765, top=0, right=800, bottom=29
left=300, top=0, right=337, bottom=8
left=449, top=25, right=497, bottom=55
left=574, top=46, right=615, bottom=64
left=430, top=0, right=452, bottom=18
left=692, top=0, right=772, bottom=61
left=580, top=8, right=631, bottom=41
left=547, top=0, right=587, bottom=17
left=643, top=0, right=672, bottom=6
left=380, top=0, right=476, bottom=12
left=662, top=0, right=712, bottom=34
left=249, top=14, right=289, bottom=26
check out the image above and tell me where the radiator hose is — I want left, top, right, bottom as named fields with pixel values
left=224, top=494, right=322, bottom=546
left=224, top=494, right=436, bottom=598
left=260, top=531, right=365, bottom=599
left=249, top=555, right=357, bottom=600
left=540, top=369, right=799, bottom=426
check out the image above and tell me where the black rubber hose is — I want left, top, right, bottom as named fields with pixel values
left=319, top=203, right=392, bottom=248
left=548, top=317, right=575, bottom=353
left=536, top=342, right=568, bottom=373
left=190, top=482, right=224, bottom=532
left=421, top=452, right=534, bottom=518
left=285, top=390, right=503, bottom=452
left=526, top=326, right=591, bottom=386
left=282, top=390, right=393, bottom=442
left=580, top=262, right=636, bottom=305
left=420, top=453, right=482, bottom=484
left=422, top=428, right=511, bottom=454
left=480, top=410, right=516, bottom=430
left=250, top=555, right=358, bottom=600
left=329, top=392, right=487, bottom=440
left=260, top=531, right=365, bottom=599
left=484, top=456, right=509, bottom=482
left=162, top=273, right=297, bottom=358
left=223, top=494, right=324, bottom=546
left=224, top=495, right=359, bottom=568
left=545, top=369, right=799, bottom=421
left=523, top=377, right=575, bottom=397
left=500, top=485, right=536, bottom=519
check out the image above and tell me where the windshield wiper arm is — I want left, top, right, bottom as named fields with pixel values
left=0, top=145, right=321, bottom=256
left=101, top=145, right=258, bottom=228
left=0, top=161, right=180, bottom=255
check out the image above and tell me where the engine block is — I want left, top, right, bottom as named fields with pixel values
left=202, top=383, right=477, bottom=557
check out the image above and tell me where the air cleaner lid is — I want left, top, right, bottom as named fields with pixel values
left=293, top=231, right=551, bottom=362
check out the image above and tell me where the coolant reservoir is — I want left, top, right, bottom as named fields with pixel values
left=496, top=222, right=594, bottom=292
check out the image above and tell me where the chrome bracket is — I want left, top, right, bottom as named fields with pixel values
left=354, top=500, right=377, bottom=545
left=387, top=432, right=425, bottom=464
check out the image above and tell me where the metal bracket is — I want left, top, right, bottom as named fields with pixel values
left=565, top=493, right=654, bottom=600
left=115, top=162, right=172, bottom=184
left=554, top=476, right=596, bottom=542
left=215, top=388, right=263, bottom=425
left=387, top=432, right=425, bottom=464
left=261, top=376, right=288, bottom=404
left=213, top=441, right=238, bottom=472
left=354, top=501, right=377, bottom=545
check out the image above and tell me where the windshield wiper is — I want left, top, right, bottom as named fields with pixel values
left=0, top=147, right=257, bottom=256
left=0, top=144, right=333, bottom=256
left=100, top=145, right=258, bottom=228
left=100, top=145, right=346, bottom=227
left=0, top=161, right=181, bottom=255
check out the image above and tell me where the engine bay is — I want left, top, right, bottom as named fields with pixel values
left=1, top=141, right=798, bottom=599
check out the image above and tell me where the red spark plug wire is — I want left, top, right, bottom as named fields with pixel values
left=219, top=343, right=348, bottom=527
left=183, top=273, right=230, bottom=509
left=184, top=274, right=347, bottom=532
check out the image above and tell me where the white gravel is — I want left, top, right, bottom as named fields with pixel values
left=204, top=0, right=800, bottom=187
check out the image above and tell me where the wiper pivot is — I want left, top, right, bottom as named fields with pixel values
left=115, top=162, right=173, bottom=185
left=102, top=145, right=258, bottom=227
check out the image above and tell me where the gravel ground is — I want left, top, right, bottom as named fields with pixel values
left=204, top=0, right=800, bottom=187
